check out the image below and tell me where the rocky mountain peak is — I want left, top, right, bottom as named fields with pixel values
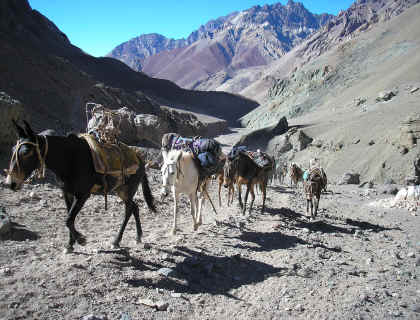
left=108, top=1, right=334, bottom=90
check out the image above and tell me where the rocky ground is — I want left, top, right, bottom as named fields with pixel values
left=0, top=144, right=419, bottom=320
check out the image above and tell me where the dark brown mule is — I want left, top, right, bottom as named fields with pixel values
left=223, top=152, right=271, bottom=215
left=216, top=171, right=235, bottom=207
left=212, top=157, right=234, bottom=207
left=289, top=162, right=304, bottom=188
left=303, top=167, right=328, bottom=220
left=5, top=120, right=156, bottom=253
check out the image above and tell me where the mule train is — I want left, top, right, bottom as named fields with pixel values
left=4, top=120, right=331, bottom=254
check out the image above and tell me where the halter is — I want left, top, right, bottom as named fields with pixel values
left=7, top=135, right=48, bottom=183
left=162, top=154, right=183, bottom=183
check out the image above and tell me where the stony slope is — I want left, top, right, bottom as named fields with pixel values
left=238, top=2, right=420, bottom=184
left=0, top=0, right=258, bottom=156
left=216, top=0, right=420, bottom=102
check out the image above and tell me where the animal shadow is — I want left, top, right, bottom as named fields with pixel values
left=344, top=218, right=401, bottom=232
left=123, top=246, right=290, bottom=298
left=0, top=222, right=40, bottom=241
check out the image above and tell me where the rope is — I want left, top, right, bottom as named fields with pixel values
left=7, top=135, right=49, bottom=183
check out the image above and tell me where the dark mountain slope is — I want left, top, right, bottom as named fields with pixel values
left=0, top=0, right=258, bottom=141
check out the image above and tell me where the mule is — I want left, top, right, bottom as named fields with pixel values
left=270, top=161, right=288, bottom=186
left=5, top=120, right=156, bottom=253
left=216, top=171, right=235, bottom=207
left=289, top=162, right=304, bottom=188
left=303, top=167, right=328, bottom=219
left=223, top=152, right=271, bottom=215
left=161, top=149, right=211, bottom=235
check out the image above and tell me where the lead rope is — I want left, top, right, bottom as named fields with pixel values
left=8, top=136, right=48, bottom=183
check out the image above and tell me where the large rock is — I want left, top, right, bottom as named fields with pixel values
left=400, top=112, right=420, bottom=149
left=0, top=206, right=12, bottom=237
left=376, top=90, right=397, bottom=102
left=87, top=106, right=227, bottom=148
left=235, top=117, right=289, bottom=151
left=339, top=172, right=360, bottom=185
left=289, top=129, right=313, bottom=151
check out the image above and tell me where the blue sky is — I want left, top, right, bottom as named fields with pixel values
left=28, top=0, right=355, bottom=57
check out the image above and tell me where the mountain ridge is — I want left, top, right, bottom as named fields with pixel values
left=107, top=1, right=334, bottom=89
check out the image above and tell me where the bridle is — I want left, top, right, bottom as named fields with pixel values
left=162, top=155, right=183, bottom=183
left=7, top=135, right=49, bottom=183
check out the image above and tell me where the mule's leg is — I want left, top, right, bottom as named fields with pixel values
left=196, top=189, right=206, bottom=226
left=237, top=182, right=243, bottom=210
left=260, top=182, right=267, bottom=213
left=242, top=182, right=252, bottom=215
left=248, top=184, right=256, bottom=215
left=171, top=189, right=179, bottom=235
left=111, top=199, right=138, bottom=248
left=313, top=188, right=320, bottom=219
left=63, top=192, right=76, bottom=250
left=218, top=176, right=223, bottom=207
left=188, top=193, right=198, bottom=230
left=228, top=184, right=234, bottom=206
left=64, top=193, right=90, bottom=253
left=306, top=199, right=310, bottom=216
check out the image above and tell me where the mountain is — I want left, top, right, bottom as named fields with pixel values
left=107, top=12, right=237, bottom=71
left=107, top=1, right=334, bottom=90
left=240, top=0, right=420, bottom=125
left=239, top=0, right=420, bottom=184
left=0, top=0, right=258, bottom=154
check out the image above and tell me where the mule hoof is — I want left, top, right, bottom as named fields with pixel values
left=171, top=229, right=177, bottom=236
left=111, top=242, right=120, bottom=249
left=77, top=236, right=87, bottom=246
left=64, top=247, right=73, bottom=254
left=136, top=238, right=142, bottom=244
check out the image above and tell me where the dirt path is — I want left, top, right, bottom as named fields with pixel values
left=0, top=131, right=420, bottom=320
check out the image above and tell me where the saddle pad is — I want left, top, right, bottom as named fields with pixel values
left=80, top=134, right=139, bottom=176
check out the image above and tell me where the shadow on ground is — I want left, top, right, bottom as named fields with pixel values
left=122, top=246, right=294, bottom=299
left=0, top=222, right=40, bottom=241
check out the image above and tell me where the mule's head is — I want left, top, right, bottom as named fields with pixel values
left=161, top=150, right=182, bottom=188
left=5, top=120, right=43, bottom=191
left=223, top=159, right=235, bottom=188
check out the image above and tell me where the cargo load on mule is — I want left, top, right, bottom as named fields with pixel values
left=228, top=145, right=273, bottom=170
left=84, top=103, right=143, bottom=208
left=161, top=132, right=223, bottom=181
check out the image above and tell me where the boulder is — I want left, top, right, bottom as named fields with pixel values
left=0, top=206, right=12, bottom=237
left=271, top=116, right=289, bottom=135
left=376, top=90, right=396, bottom=102
left=400, top=112, right=420, bottom=148
left=289, top=130, right=313, bottom=151
left=87, top=105, right=227, bottom=148
left=339, top=173, right=360, bottom=185
left=236, top=117, right=289, bottom=151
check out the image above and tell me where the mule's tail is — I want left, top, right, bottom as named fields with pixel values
left=131, top=146, right=156, bottom=212
left=142, top=172, right=156, bottom=212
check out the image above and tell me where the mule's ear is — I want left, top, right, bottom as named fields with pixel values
left=12, top=119, right=27, bottom=138
left=22, top=120, right=36, bottom=138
